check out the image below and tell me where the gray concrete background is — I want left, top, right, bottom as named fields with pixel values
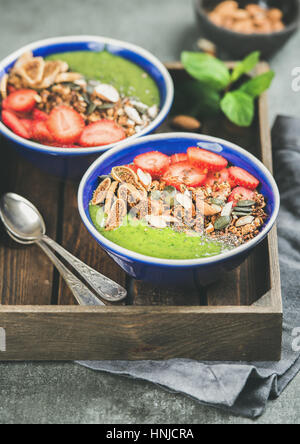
left=0, top=0, right=299, bottom=424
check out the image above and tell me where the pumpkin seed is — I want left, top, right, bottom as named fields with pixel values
left=88, top=102, right=97, bottom=115
left=210, top=198, right=225, bottom=206
left=214, top=216, right=231, bottom=231
left=237, top=200, right=256, bottom=207
left=233, top=207, right=253, bottom=213
left=233, top=211, right=253, bottom=217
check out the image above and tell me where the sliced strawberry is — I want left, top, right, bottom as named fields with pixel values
left=20, top=118, right=33, bottom=137
left=163, top=161, right=207, bottom=190
left=7, top=85, right=16, bottom=94
left=3, top=89, right=37, bottom=113
left=2, top=110, right=31, bottom=139
left=33, top=108, right=48, bottom=121
left=79, top=119, right=126, bottom=147
left=31, top=120, right=53, bottom=143
left=204, top=168, right=235, bottom=188
left=228, top=187, right=256, bottom=207
left=187, top=147, right=228, bottom=172
left=47, top=106, right=85, bottom=144
left=170, top=153, right=188, bottom=164
left=228, top=166, right=259, bottom=190
left=134, top=151, right=170, bottom=178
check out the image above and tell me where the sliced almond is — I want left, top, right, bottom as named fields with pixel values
left=137, top=168, right=152, bottom=190
left=197, top=200, right=220, bottom=217
left=124, top=106, right=143, bottom=125
left=148, top=105, right=159, bottom=120
left=171, top=115, right=201, bottom=131
left=221, top=202, right=233, bottom=217
left=94, top=84, right=120, bottom=103
left=175, top=193, right=193, bottom=211
left=236, top=216, right=254, bottom=227
left=92, top=178, right=111, bottom=205
left=55, top=72, right=83, bottom=83
left=0, top=74, right=8, bottom=99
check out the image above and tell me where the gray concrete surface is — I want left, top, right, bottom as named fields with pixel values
left=0, top=0, right=299, bottom=424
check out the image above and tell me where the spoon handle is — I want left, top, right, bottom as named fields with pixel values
left=37, top=241, right=105, bottom=306
left=42, top=235, right=127, bottom=303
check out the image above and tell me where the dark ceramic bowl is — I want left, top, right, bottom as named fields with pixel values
left=194, top=0, right=300, bottom=58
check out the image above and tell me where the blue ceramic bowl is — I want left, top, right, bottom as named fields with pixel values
left=0, top=36, right=174, bottom=180
left=78, top=133, right=280, bottom=287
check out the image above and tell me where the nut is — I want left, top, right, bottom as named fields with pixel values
left=171, top=115, right=201, bottom=131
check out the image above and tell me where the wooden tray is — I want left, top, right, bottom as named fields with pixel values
left=0, top=62, right=282, bottom=361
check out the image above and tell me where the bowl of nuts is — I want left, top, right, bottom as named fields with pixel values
left=194, top=0, right=300, bottom=58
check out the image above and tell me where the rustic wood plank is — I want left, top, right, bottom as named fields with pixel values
left=0, top=142, right=60, bottom=305
left=129, top=280, right=205, bottom=306
left=0, top=306, right=282, bottom=361
left=57, top=179, right=127, bottom=305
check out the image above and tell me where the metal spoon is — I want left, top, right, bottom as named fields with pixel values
left=0, top=193, right=127, bottom=303
left=5, top=229, right=105, bottom=306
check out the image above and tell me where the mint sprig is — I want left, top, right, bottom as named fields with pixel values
left=181, top=51, right=274, bottom=127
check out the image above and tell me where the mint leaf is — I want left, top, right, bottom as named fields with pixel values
left=220, top=91, right=255, bottom=127
left=181, top=52, right=230, bottom=91
left=231, top=51, right=260, bottom=83
left=240, top=71, right=275, bottom=98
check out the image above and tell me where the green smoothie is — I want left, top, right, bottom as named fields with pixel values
left=47, top=51, right=160, bottom=106
left=89, top=205, right=233, bottom=260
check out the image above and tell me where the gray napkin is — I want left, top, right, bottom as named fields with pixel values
left=77, top=116, right=300, bottom=419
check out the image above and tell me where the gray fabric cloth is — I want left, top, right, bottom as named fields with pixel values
left=77, top=116, right=300, bottom=419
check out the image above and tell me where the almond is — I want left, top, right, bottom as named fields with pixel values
left=171, top=115, right=201, bottom=131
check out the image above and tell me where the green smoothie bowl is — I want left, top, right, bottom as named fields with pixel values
left=0, top=36, right=174, bottom=179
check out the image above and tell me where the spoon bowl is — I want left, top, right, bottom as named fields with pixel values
left=0, top=193, right=45, bottom=241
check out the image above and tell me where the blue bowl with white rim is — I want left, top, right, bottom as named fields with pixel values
left=0, top=36, right=174, bottom=180
left=78, top=133, right=280, bottom=287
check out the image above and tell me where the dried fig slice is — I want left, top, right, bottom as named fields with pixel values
left=111, top=166, right=138, bottom=185
left=118, top=183, right=142, bottom=206
left=38, top=61, right=64, bottom=89
left=18, top=57, right=45, bottom=87
left=13, top=51, right=33, bottom=71
left=104, top=181, right=119, bottom=214
left=92, top=177, right=111, bottom=205
left=105, top=199, right=127, bottom=231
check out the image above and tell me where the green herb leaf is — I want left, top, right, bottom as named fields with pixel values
left=239, top=71, right=275, bottom=98
left=231, top=51, right=260, bottom=83
left=181, top=52, right=230, bottom=91
left=220, top=91, right=255, bottom=127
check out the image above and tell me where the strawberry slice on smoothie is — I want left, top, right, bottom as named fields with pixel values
left=163, top=161, right=207, bottom=190
left=187, top=147, right=228, bottom=172
left=134, top=151, right=170, bottom=178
